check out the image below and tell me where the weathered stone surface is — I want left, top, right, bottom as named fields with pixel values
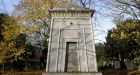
left=42, top=72, right=102, bottom=75
left=45, top=3, right=101, bottom=74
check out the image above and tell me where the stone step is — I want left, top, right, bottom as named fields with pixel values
left=42, top=72, right=102, bottom=75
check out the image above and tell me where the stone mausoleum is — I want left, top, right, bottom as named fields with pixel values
left=43, top=3, right=102, bottom=75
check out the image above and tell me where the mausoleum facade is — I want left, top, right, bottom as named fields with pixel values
left=45, top=4, right=100, bottom=74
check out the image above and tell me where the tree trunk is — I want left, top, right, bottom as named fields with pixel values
left=2, top=62, right=4, bottom=72
left=120, top=58, right=127, bottom=70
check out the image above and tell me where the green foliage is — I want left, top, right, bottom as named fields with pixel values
left=15, top=0, right=68, bottom=35
left=1, top=1, right=69, bottom=71
left=0, top=13, right=7, bottom=42
left=105, top=19, right=140, bottom=68
left=0, top=13, right=33, bottom=65
left=13, top=1, right=68, bottom=67
left=0, top=13, right=8, bottom=53
left=14, top=0, right=68, bottom=55
left=96, top=43, right=112, bottom=69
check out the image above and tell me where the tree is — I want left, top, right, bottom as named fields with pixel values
left=0, top=14, right=36, bottom=70
left=105, top=19, right=140, bottom=69
left=12, top=0, right=69, bottom=69
left=0, top=13, right=30, bottom=64
left=106, top=0, right=140, bottom=19
left=96, top=43, right=106, bottom=63
left=96, top=43, right=111, bottom=69
left=76, top=0, right=93, bottom=8
left=0, top=0, right=7, bottom=13
left=14, top=0, right=68, bottom=56
left=0, top=13, right=8, bottom=71
left=13, top=33, right=36, bottom=70
left=0, top=13, right=7, bottom=42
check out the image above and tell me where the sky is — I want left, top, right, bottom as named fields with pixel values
left=0, top=0, right=19, bottom=14
left=0, top=0, right=115, bottom=43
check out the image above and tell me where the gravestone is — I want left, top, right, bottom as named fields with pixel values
left=43, top=3, right=102, bottom=75
left=114, top=61, right=120, bottom=69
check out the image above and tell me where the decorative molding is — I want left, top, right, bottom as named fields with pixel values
left=46, top=18, right=54, bottom=72
left=83, top=28, right=89, bottom=72
left=51, top=12, right=92, bottom=17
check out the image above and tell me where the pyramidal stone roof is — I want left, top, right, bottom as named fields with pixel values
left=49, top=3, right=94, bottom=12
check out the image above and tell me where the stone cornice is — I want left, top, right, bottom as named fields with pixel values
left=50, top=11, right=93, bottom=18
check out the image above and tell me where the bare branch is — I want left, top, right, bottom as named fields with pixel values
left=116, top=0, right=140, bottom=10
left=0, top=0, right=7, bottom=13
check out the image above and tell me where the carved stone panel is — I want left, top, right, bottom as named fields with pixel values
left=65, top=42, right=79, bottom=72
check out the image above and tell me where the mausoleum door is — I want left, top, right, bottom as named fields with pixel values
left=65, top=42, right=79, bottom=72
